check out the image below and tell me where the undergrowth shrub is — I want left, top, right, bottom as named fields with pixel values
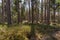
left=0, top=25, right=31, bottom=40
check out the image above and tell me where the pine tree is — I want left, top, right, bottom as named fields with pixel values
left=6, top=0, right=11, bottom=26
left=46, top=0, right=50, bottom=25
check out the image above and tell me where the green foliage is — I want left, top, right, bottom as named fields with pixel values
left=56, top=0, right=60, bottom=3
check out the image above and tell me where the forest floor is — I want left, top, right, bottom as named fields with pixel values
left=0, top=24, right=60, bottom=40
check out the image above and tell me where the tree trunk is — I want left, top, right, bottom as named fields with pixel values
left=41, top=0, right=43, bottom=23
left=35, top=0, right=39, bottom=24
left=6, top=0, right=11, bottom=26
left=30, top=0, right=37, bottom=40
left=31, top=0, right=34, bottom=24
left=15, top=0, right=20, bottom=24
left=17, top=0, right=20, bottom=24
left=28, top=1, right=31, bottom=23
left=46, top=0, right=50, bottom=25
left=2, top=0, right=5, bottom=25
left=44, top=0, right=47, bottom=24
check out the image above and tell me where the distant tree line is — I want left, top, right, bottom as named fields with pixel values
left=1, top=0, right=60, bottom=26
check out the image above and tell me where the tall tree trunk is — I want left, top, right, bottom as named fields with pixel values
left=17, top=0, right=20, bottom=24
left=35, top=0, right=39, bottom=24
left=41, top=0, right=43, bottom=23
left=2, top=0, right=7, bottom=25
left=31, top=0, right=34, bottom=24
left=46, top=0, right=50, bottom=25
left=51, top=0, right=56, bottom=24
left=44, top=0, right=47, bottom=24
left=2, top=0, right=5, bottom=25
left=6, top=0, right=11, bottom=26
left=30, top=0, right=36, bottom=40
left=15, top=0, right=20, bottom=24
left=28, top=1, right=31, bottom=23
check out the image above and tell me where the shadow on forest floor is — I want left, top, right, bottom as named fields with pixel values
left=25, top=23, right=60, bottom=40
left=26, top=24, right=60, bottom=34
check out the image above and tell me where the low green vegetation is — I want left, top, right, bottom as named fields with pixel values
left=0, top=24, right=60, bottom=40
left=0, top=25, right=31, bottom=40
